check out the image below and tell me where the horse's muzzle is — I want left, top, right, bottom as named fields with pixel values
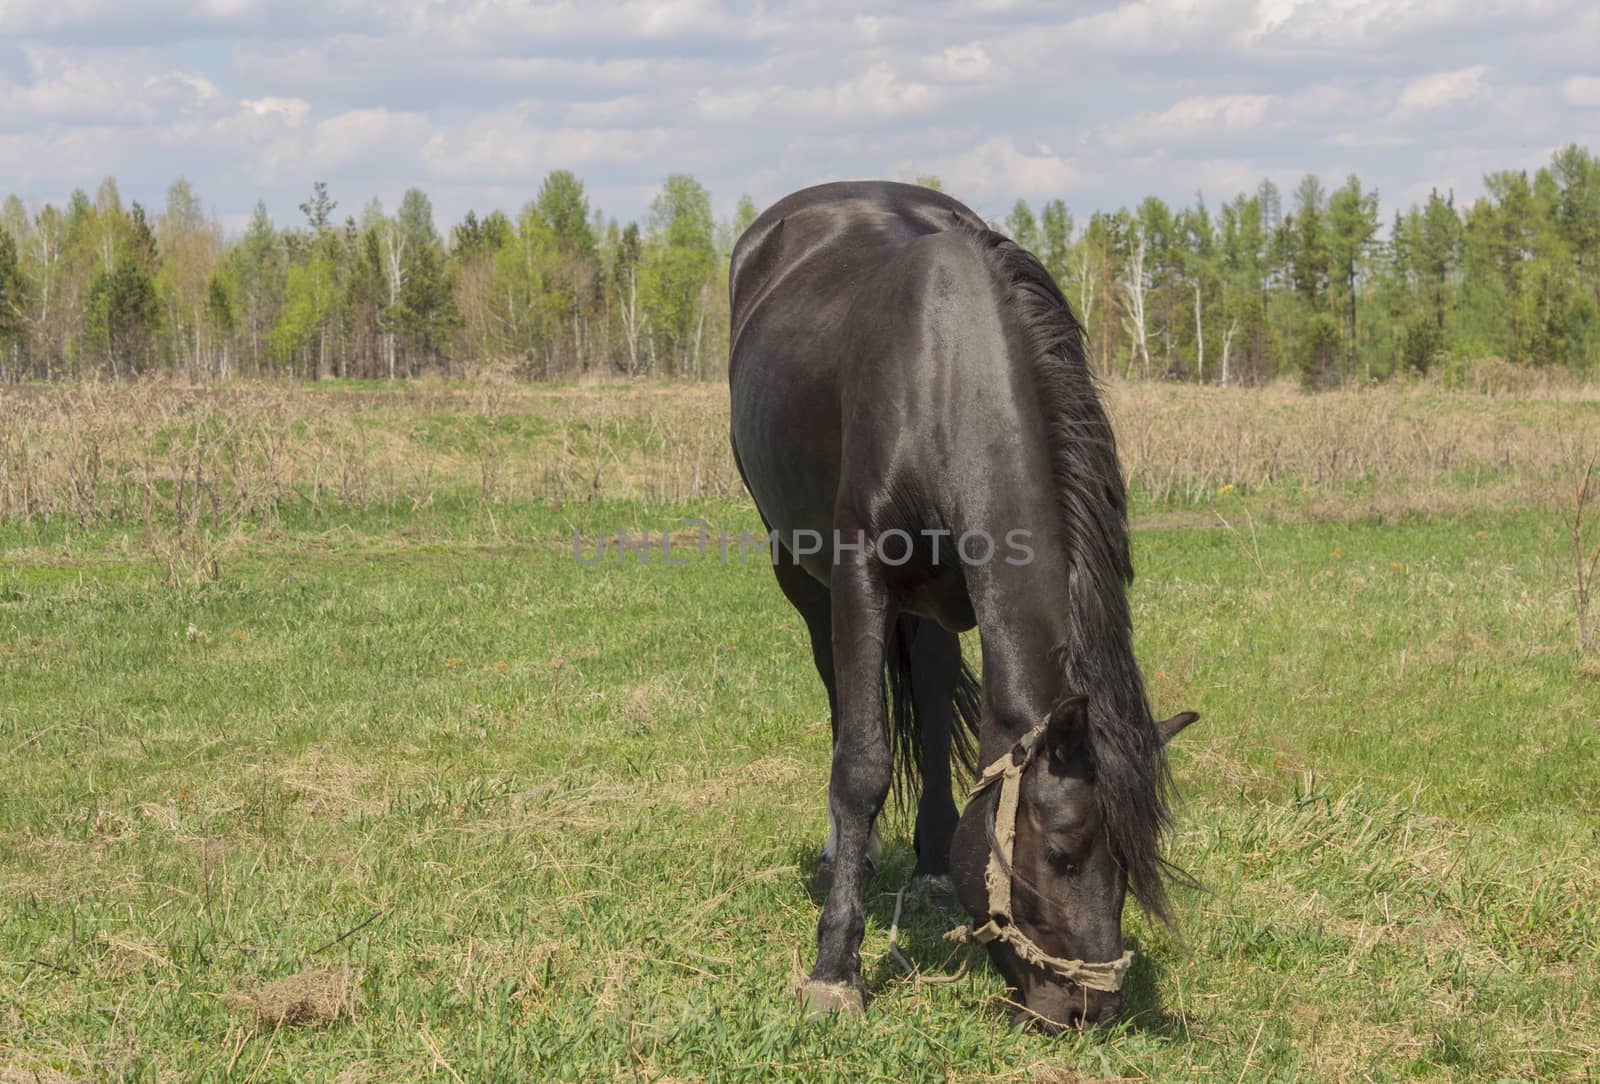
left=1011, top=989, right=1121, bottom=1033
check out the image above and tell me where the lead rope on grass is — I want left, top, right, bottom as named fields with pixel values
left=886, top=882, right=972, bottom=985
left=937, top=722, right=1135, bottom=995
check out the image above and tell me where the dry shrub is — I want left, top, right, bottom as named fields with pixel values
left=0, top=377, right=743, bottom=531
left=1106, top=380, right=1596, bottom=506
left=4, top=375, right=1597, bottom=539
left=1558, top=442, right=1600, bottom=656
left=227, top=966, right=361, bottom=1029
left=1430, top=355, right=1592, bottom=398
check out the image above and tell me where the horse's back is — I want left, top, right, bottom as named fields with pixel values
left=729, top=181, right=986, bottom=360
left=727, top=184, right=988, bottom=552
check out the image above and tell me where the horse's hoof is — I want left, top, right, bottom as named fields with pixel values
left=799, top=980, right=865, bottom=1017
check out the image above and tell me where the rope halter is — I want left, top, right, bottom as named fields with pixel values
left=943, top=722, right=1135, bottom=994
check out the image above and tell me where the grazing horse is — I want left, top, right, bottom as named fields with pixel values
left=727, top=181, right=1197, bottom=1031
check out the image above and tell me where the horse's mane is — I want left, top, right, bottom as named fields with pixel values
left=962, top=225, right=1177, bottom=922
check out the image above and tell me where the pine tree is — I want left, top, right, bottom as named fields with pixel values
left=84, top=201, right=161, bottom=376
left=1289, top=174, right=1329, bottom=307
left=1005, top=200, right=1040, bottom=253
left=1038, top=199, right=1073, bottom=288
left=396, top=241, right=459, bottom=373
left=0, top=230, right=26, bottom=381
left=204, top=271, right=237, bottom=376
left=535, top=171, right=596, bottom=260
left=300, top=182, right=337, bottom=236
left=1325, top=175, right=1380, bottom=377
left=1416, top=189, right=1462, bottom=333
left=229, top=202, right=283, bottom=373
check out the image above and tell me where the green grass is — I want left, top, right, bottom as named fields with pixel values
left=2, top=495, right=1597, bottom=1082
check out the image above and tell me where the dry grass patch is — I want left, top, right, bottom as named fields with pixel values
left=683, top=754, right=807, bottom=807
left=227, top=966, right=361, bottom=1030
left=0, top=1067, right=90, bottom=1084
left=278, top=745, right=412, bottom=820
left=0, top=379, right=744, bottom=532
left=92, top=932, right=174, bottom=976
left=5, top=377, right=1596, bottom=540
left=1106, top=380, right=1597, bottom=506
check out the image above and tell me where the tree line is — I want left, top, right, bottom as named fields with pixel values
left=1, top=145, right=1596, bottom=386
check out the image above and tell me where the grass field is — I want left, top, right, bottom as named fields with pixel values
left=2, top=382, right=1599, bottom=1082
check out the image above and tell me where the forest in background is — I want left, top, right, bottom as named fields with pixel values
left=1, top=143, right=1597, bottom=387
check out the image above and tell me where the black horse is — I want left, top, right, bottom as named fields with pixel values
left=727, top=181, right=1197, bottom=1031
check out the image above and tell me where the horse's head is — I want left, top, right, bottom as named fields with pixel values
left=949, top=695, right=1198, bottom=1032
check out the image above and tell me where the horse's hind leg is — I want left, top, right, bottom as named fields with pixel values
left=909, top=620, right=962, bottom=881
left=771, top=557, right=881, bottom=892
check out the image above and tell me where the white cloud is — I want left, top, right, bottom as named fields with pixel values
left=300, top=109, right=429, bottom=172
left=396, top=0, right=785, bottom=53
left=1094, top=94, right=1276, bottom=152
left=0, top=0, right=378, bottom=43
left=1328, top=130, right=1412, bottom=148
left=1060, top=0, right=1239, bottom=53
left=563, top=95, right=661, bottom=127
left=144, top=70, right=222, bottom=107
left=241, top=97, right=310, bottom=125
left=899, top=136, right=1081, bottom=207
left=854, top=15, right=884, bottom=41
left=795, top=64, right=939, bottom=119
left=0, top=59, right=136, bottom=125
left=1393, top=65, right=1490, bottom=115
left=928, top=43, right=992, bottom=81
left=1563, top=75, right=1600, bottom=107
left=0, top=48, right=226, bottom=128
left=1246, top=0, right=1551, bottom=52
left=0, top=0, right=1594, bottom=236
left=419, top=110, right=673, bottom=183
left=696, top=64, right=939, bottom=127
left=694, top=87, right=767, bottom=123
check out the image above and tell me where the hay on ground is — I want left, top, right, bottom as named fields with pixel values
left=228, top=966, right=360, bottom=1029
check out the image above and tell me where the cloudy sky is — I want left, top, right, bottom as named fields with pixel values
left=2, top=0, right=1596, bottom=235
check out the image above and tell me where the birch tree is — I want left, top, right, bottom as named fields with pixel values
left=1121, top=221, right=1151, bottom=379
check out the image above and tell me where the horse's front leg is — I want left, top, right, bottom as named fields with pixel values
left=800, top=552, right=891, bottom=1015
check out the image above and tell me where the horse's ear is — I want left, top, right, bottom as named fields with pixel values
left=1157, top=711, right=1200, bottom=746
left=1044, top=694, right=1090, bottom=768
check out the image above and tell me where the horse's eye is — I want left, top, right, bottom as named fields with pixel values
left=1046, top=847, right=1079, bottom=876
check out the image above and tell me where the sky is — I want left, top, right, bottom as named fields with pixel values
left=2, top=0, right=1597, bottom=236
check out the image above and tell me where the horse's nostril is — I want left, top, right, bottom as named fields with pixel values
left=1094, top=997, right=1122, bottom=1025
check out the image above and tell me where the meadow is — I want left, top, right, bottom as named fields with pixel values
left=2, top=379, right=1598, bottom=1082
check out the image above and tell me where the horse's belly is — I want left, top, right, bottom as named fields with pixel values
left=900, top=573, right=978, bottom=633
left=729, top=339, right=845, bottom=568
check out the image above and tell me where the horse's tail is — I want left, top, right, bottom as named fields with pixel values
left=883, top=616, right=982, bottom=818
